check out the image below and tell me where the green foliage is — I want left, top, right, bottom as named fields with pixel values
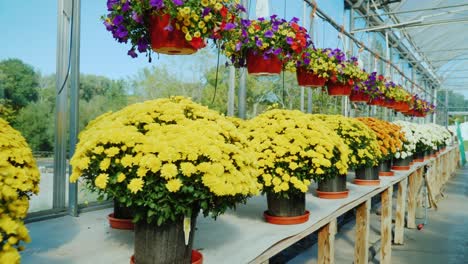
left=0, top=59, right=39, bottom=109
left=14, top=102, right=54, bottom=151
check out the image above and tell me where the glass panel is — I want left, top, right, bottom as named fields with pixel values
left=0, top=2, right=57, bottom=213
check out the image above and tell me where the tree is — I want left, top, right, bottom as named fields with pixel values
left=0, top=59, right=39, bottom=109
left=14, top=101, right=54, bottom=151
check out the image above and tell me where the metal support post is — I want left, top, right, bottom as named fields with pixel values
left=68, top=0, right=81, bottom=216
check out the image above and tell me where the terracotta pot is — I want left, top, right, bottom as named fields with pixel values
left=130, top=250, right=203, bottom=264
left=326, top=82, right=352, bottom=96
left=108, top=213, right=134, bottom=230
left=150, top=14, right=199, bottom=55
left=296, top=67, right=327, bottom=87
left=246, top=51, right=282, bottom=76
left=349, top=91, right=370, bottom=102
left=263, top=210, right=310, bottom=225
left=317, top=175, right=349, bottom=199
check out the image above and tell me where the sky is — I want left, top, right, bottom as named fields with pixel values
left=0, top=0, right=344, bottom=81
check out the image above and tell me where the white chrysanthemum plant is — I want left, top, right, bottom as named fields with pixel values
left=424, top=123, right=452, bottom=149
left=393, top=121, right=417, bottom=159
left=409, top=123, right=436, bottom=154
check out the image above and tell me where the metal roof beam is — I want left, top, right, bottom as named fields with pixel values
left=355, top=3, right=468, bottom=18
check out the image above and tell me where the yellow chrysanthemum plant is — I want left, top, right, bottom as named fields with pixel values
left=311, top=115, right=381, bottom=169
left=243, top=109, right=349, bottom=223
left=356, top=117, right=405, bottom=179
left=307, top=115, right=381, bottom=198
left=0, top=118, right=40, bottom=264
left=70, top=97, right=260, bottom=262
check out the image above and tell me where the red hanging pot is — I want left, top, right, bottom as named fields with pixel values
left=349, top=90, right=370, bottom=102
left=246, top=51, right=283, bottom=75
left=368, top=97, right=385, bottom=106
left=150, top=14, right=201, bottom=55
left=326, top=82, right=352, bottom=96
left=395, top=101, right=410, bottom=112
left=296, top=67, right=327, bottom=87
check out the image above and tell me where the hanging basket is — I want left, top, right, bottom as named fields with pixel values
left=395, top=101, right=410, bottom=112
left=349, top=91, right=370, bottom=102
left=296, top=67, right=327, bottom=87
left=367, top=97, right=385, bottom=106
left=246, top=51, right=283, bottom=76
left=326, top=82, right=352, bottom=96
left=150, top=14, right=199, bottom=55
left=264, top=192, right=309, bottom=225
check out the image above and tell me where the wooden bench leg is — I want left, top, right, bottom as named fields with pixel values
left=407, top=170, right=417, bottom=229
left=318, top=218, right=337, bottom=264
left=354, top=200, right=370, bottom=264
left=381, top=186, right=393, bottom=264
left=394, top=178, right=407, bottom=245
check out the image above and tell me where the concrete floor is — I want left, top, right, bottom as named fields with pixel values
left=289, top=166, right=468, bottom=264
left=22, top=166, right=468, bottom=264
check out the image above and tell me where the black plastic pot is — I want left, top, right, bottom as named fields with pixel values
left=114, top=200, right=134, bottom=219
left=355, top=166, right=379, bottom=180
left=134, top=213, right=198, bottom=264
left=379, top=160, right=392, bottom=172
left=393, top=156, right=412, bottom=167
left=318, top=175, right=347, bottom=192
left=267, top=192, right=305, bottom=217
left=415, top=152, right=425, bottom=160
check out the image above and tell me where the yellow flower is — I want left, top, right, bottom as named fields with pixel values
left=165, top=178, right=183, bottom=192
left=117, top=173, right=126, bottom=183
left=94, top=173, right=108, bottom=189
left=99, top=158, right=111, bottom=171
left=180, top=162, right=197, bottom=176
left=161, top=163, right=178, bottom=179
left=127, top=178, right=144, bottom=194
left=185, top=33, right=193, bottom=41
left=201, top=0, right=209, bottom=6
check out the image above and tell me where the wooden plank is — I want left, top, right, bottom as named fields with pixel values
left=249, top=155, right=441, bottom=264
left=394, top=178, right=407, bottom=245
left=354, top=200, right=370, bottom=264
left=381, top=186, right=393, bottom=264
left=318, top=218, right=337, bottom=264
left=406, top=170, right=417, bottom=229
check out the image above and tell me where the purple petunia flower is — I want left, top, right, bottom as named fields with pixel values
left=137, top=38, right=149, bottom=53
left=264, top=30, right=273, bottom=38
left=128, top=48, right=137, bottom=58
left=303, top=58, right=311, bottom=65
left=122, top=1, right=130, bottom=12
left=291, top=17, right=300, bottom=23
left=235, top=42, right=242, bottom=51
left=112, top=15, right=124, bottom=26
left=224, top=23, right=236, bottom=30
left=256, top=39, right=263, bottom=48
left=241, top=19, right=251, bottom=27
left=132, top=12, right=143, bottom=24
left=172, top=0, right=184, bottom=6
left=150, top=0, right=165, bottom=9
left=273, top=48, right=282, bottom=55
left=115, top=25, right=128, bottom=39
left=107, top=0, right=119, bottom=11
left=202, top=7, right=211, bottom=16
left=164, top=23, right=174, bottom=31
left=103, top=19, right=113, bottom=31
left=286, top=37, right=293, bottom=45
left=236, top=4, right=246, bottom=12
